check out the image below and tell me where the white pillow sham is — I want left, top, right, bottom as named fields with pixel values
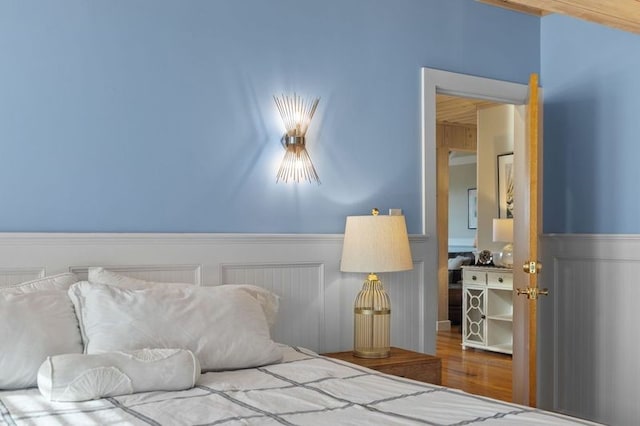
left=0, top=273, right=82, bottom=389
left=68, top=281, right=283, bottom=371
left=38, top=348, right=200, bottom=402
left=87, top=267, right=279, bottom=327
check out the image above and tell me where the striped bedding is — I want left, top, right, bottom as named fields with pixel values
left=0, top=346, right=598, bottom=425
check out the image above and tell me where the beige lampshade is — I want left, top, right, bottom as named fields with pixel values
left=340, top=213, right=412, bottom=358
left=340, top=215, right=413, bottom=273
left=492, top=218, right=513, bottom=243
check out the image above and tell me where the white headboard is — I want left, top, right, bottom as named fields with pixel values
left=0, top=232, right=432, bottom=354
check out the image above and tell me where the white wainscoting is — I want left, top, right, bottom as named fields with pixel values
left=0, top=233, right=433, bottom=355
left=220, top=262, right=325, bottom=352
left=70, top=264, right=203, bottom=284
left=0, top=267, right=45, bottom=287
left=539, top=234, right=640, bottom=426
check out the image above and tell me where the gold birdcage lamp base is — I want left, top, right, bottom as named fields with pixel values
left=353, top=273, right=390, bottom=359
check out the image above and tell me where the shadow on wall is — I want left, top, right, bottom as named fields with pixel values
left=543, top=90, right=598, bottom=234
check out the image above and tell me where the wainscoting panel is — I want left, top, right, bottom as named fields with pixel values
left=387, top=261, right=426, bottom=351
left=0, top=267, right=45, bottom=287
left=70, top=264, right=202, bottom=284
left=540, top=234, right=640, bottom=425
left=220, top=262, right=325, bottom=352
left=0, top=233, right=433, bottom=356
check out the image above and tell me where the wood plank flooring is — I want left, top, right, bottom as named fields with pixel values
left=437, top=326, right=512, bottom=402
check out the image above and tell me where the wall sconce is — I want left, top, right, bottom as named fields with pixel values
left=273, top=94, right=320, bottom=184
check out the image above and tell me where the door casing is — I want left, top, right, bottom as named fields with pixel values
left=421, top=68, right=530, bottom=403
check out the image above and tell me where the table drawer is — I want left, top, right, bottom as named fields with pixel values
left=487, top=271, right=512, bottom=288
left=463, top=269, right=485, bottom=284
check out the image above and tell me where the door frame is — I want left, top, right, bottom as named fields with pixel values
left=421, top=67, right=529, bottom=401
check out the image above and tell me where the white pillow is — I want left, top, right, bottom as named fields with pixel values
left=68, top=281, right=283, bottom=371
left=447, top=256, right=464, bottom=270
left=38, top=348, right=200, bottom=402
left=87, top=267, right=279, bottom=327
left=218, top=284, right=279, bottom=328
left=0, top=273, right=83, bottom=389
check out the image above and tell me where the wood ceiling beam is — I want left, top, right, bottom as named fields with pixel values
left=480, top=0, right=640, bottom=35
left=478, top=0, right=546, bottom=16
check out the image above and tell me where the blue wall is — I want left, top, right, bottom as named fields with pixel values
left=0, top=0, right=539, bottom=233
left=542, top=15, right=640, bottom=233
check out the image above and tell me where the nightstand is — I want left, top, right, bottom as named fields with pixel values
left=322, top=347, right=441, bottom=385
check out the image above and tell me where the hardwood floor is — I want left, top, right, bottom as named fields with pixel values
left=436, top=325, right=512, bottom=402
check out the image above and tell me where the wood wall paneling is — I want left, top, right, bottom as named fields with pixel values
left=436, top=123, right=477, bottom=328
left=437, top=95, right=498, bottom=127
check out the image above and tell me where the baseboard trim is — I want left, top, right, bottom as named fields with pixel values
left=436, top=320, right=451, bottom=332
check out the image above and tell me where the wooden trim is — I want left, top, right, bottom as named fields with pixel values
left=436, top=123, right=478, bottom=325
left=477, top=0, right=547, bottom=16
left=527, top=73, right=540, bottom=407
left=499, top=0, right=640, bottom=35
left=437, top=141, right=450, bottom=324
left=437, top=123, right=477, bottom=151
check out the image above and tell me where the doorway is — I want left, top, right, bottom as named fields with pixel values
left=434, top=93, right=518, bottom=401
left=421, top=68, right=532, bottom=404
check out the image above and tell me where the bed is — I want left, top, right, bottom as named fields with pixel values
left=1, top=344, right=599, bottom=426
left=0, top=267, right=601, bottom=426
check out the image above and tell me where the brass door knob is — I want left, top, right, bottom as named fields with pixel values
left=523, top=261, right=542, bottom=274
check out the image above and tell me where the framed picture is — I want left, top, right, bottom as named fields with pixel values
left=467, top=188, right=477, bottom=229
left=497, top=153, right=514, bottom=218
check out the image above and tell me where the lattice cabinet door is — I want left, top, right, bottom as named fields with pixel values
left=462, top=286, right=486, bottom=348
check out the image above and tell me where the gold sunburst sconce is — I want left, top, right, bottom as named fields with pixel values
left=273, top=94, right=320, bottom=184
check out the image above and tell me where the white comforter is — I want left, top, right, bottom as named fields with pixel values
left=0, top=346, right=599, bottom=425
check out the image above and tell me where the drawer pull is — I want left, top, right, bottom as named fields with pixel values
left=498, top=277, right=503, bottom=283
left=472, top=275, right=477, bottom=281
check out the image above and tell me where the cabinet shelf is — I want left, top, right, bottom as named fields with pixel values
left=487, top=314, right=512, bottom=322
left=488, top=343, right=513, bottom=354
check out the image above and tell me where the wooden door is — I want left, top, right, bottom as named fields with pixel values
left=512, top=73, right=544, bottom=406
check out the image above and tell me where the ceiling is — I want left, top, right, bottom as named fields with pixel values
left=436, top=95, right=501, bottom=126
left=478, top=0, right=640, bottom=35
left=442, top=2, right=640, bottom=122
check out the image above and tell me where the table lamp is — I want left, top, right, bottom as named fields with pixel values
left=492, top=218, right=514, bottom=268
left=340, top=209, right=413, bottom=358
